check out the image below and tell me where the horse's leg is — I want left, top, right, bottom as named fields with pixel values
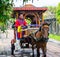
left=26, top=38, right=29, bottom=48
left=11, top=39, right=15, bottom=56
left=32, top=45, right=34, bottom=57
left=27, top=42, right=29, bottom=48
left=42, top=44, right=47, bottom=57
left=37, top=47, right=40, bottom=57
left=11, top=44, right=15, bottom=56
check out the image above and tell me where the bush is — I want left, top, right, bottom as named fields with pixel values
left=49, top=34, right=60, bottom=41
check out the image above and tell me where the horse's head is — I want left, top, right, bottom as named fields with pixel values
left=28, top=22, right=50, bottom=42
left=41, top=22, right=50, bottom=38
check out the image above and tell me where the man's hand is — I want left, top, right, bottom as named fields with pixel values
left=22, top=26, right=27, bottom=29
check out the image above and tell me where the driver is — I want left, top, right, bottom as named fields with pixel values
left=14, top=13, right=28, bottom=50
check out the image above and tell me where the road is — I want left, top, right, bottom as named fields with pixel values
left=47, top=41, right=60, bottom=57
left=0, top=29, right=60, bottom=57
left=14, top=41, right=60, bottom=57
left=0, top=41, right=60, bottom=57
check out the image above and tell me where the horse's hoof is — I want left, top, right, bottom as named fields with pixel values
left=11, top=55, right=15, bottom=57
left=42, top=55, right=46, bottom=57
left=37, top=55, right=39, bottom=57
left=37, top=54, right=40, bottom=57
left=44, top=55, right=46, bottom=57
left=32, top=55, right=34, bottom=57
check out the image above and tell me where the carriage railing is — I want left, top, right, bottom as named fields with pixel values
left=22, top=28, right=39, bottom=31
left=16, top=24, right=40, bottom=38
left=21, top=27, right=39, bottom=37
left=21, top=24, right=39, bottom=31
left=28, top=24, right=40, bottom=27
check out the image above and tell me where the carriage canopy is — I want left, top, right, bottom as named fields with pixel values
left=13, top=4, right=47, bottom=26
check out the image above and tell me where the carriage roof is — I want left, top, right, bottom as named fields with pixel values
left=13, top=4, right=47, bottom=11
left=13, top=4, right=47, bottom=28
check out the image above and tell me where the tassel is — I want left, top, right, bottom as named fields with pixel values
left=17, top=26, right=22, bottom=39
left=17, top=26, right=22, bottom=32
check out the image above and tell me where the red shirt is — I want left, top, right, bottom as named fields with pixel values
left=15, top=19, right=27, bottom=39
left=15, top=19, right=27, bottom=28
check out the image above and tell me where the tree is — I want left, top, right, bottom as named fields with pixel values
left=0, top=0, right=13, bottom=23
left=48, top=6, right=56, bottom=14
left=23, top=0, right=28, bottom=5
left=31, top=0, right=39, bottom=3
left=47, top=3, right=60, bottom=23
left=0, top=0, right=13, bottom=32
left=56, top=3, right=60, bottom=23
left=43, top=6, right=56, bottom=19
left=23, top=0, right=39, bottom=4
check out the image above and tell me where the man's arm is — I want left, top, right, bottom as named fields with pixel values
left=22, top=20, right=28, bottom=29
left=14, top=20, right=20, bottom=28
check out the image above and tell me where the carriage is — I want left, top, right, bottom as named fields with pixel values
left=11, top=4, right=50, bottom=57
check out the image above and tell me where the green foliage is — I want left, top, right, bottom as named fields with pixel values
left=0, top=0, right=13, bottom=32
left=48, top=6, right=56, bottom=14
left=23, top=0, right=39, bottom=4
left=49, top=34, right=60, bottom=41
left=23, top=0, right=28, bottom=2
left=56, top=3, right=60, bottom=23
left=47, top=3, right=60, bottom=23
left=25, top=18, right=31, bottom=25
left=0, top=22, right=7, bottom=32
left=0, top=0, right=13, bottom=22
left=23, top=0, right=28, bottom=4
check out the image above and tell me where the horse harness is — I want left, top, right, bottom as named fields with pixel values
left=29, top=26, right=49, bottom=42
left=29, top=30, right=42, bottom=42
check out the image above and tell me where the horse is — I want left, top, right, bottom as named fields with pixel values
left=20, top=22, right=50, bottom=57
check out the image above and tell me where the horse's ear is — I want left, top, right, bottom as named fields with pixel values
left=47, top=22, right=51, bottom=26
left=48, top=22, right=51, bottom=26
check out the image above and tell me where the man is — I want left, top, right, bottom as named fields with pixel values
left=14, top=13, right=27, bottom=50
left=15, top=13, right=27, bottom=39
left=15, top=13, right=27, bottom=29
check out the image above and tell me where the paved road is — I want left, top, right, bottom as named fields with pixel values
left=0, top=29, right=60, bottom=57
left=0, top=41, right=60, bottom=57
left=47, top=41, right=60, bottom=57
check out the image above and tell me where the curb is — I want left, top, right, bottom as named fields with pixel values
left=49, top=38, right=60, bottom=45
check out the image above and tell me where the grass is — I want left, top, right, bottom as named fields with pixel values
left=49, top=34, right=60, bottom=41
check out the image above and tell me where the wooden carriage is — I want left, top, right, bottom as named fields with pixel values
left=11, top=5, right=49, bottom=56
left=13, top=4, right=47, bottom=48
left=13, top=4, right=47, bottom=36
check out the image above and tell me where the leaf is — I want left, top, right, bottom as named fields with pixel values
left=0, top=0, right=13, bottom=22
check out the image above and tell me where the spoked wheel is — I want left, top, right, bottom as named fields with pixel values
left=20, top=38, right=30, bottom=48
left=20, top=42, right=29, bottom=48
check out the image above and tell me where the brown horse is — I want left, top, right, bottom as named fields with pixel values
left=20, top=22, right=50, bottom=57
left=27, top=22, right=49, bottom=57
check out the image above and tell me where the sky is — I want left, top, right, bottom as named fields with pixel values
left=13, top=0, right=60, bottom=7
